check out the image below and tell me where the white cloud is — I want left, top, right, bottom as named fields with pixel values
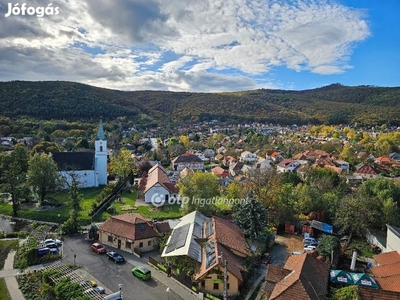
left=0, top=0, right=370, bottom=91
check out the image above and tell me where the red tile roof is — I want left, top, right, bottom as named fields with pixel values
left=373, top=251, right=400, bottom=266
left=375, top=156, right=395, bottom=164
left=270, top=253, right=329, bottom=300
left=371, top=261, right=400, bottom=278
left=374, top=274, right=400, bottom=292
left=266, top=265, right=292, bottom=283
left=98, top=213, right=159, bottom=241
left=211, top=166, right=230, bottom=177
left=143, top=164, right=178, bottom=193
left=358, top=286, right=400, bottom=299
left=213, top=216, right=249, bottom=256
left=354, top=165, right=378, bottom=175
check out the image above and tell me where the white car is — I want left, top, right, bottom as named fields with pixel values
left=303, top=237, right=317, bottom=244
left=304, top=245, right=317, bottom=252
left=44, top=239, right=62, bottom=246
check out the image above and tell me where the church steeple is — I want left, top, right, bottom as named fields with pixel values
left=96, top=119, right=106, bottom=140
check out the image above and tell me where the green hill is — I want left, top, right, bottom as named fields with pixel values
left=0, top=81, right=399, bottom=126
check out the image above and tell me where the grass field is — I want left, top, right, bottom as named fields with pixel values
left=0, top=186, right=184, bottom=225
left=0, top=240, right=18, bottom=270
left=0, top=278, right=12, bottom=300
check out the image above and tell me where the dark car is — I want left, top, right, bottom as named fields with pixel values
left=91, top=243, right=106, bottom=254
left=37, top=247, right=59, bottom=257
left=106, top=251, right=124, bottom=263
left=261, top=252, right=271, bottom=264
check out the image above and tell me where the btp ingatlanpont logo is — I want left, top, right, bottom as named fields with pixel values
left=5, top=3, right=59, bottom=18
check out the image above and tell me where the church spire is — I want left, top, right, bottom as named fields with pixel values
left=96, top=119, right=106, bottom=140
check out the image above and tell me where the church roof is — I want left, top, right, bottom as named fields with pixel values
left=52, top=152, right=95, bottom=171
left=96, top=119, right=106, bottom=140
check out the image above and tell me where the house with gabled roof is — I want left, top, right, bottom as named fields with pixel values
left=268, top=253, right=329, bottom=300
left=161, top=211, right=250, bottom=298
left=171, top=152, right=204, bottom=171
left=142, top=164, right=179, bottom=205
left=371, top=250, right=400, bottom=292
left=98, top=213, right=160, bottom=252
left=353, top=164, right=379, bottom=180
left=239, top=151, right=258, bottom=163
left=276, top=159, right=300, bottom=173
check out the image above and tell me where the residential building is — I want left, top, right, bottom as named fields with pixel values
left=171, top=152, right=204, bottom=171
left=239, top=151, right=258, bottom=163
left=267, top=253, right=329, bottom=300
left=97, top=213, right=160, bottom=252
left=371, top=250, right=400, bottom=292
left=142, top=164, right=179, bottom=205
left=161, top=211, right=250, bottom=298
left=386, top=225, right=400, bottom=253
left=353, top=165, right=379, bottom=180
left=276, top=159, right=300, bottom=173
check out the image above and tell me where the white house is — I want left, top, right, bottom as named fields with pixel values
left=239, top=151, right=258, bottom=163
left=53, top=120, right=108, bottom=188
left=143, top=164, right=179, bottom=205
left=276, top=159, right=300, bottom=173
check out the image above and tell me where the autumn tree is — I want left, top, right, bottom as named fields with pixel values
left=62, top=175, right=82, bottom=234
left=178, top=172, right=220, bottom=215
left=110, top=148, right=136, bottom=180
left=27, top=152, right=60, bottom=206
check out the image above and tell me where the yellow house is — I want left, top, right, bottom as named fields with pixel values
left=162, top=211, right=249, bottom=298
left=98, top=213, right=162, bottom=252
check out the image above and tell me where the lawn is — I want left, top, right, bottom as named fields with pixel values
left=0, top=240, right=18, bottom=270
left=0, top=278, right=12, bottom=300
left=94, top=190, right=183, bottom=221
left=0, top=187, right=103, bottom=225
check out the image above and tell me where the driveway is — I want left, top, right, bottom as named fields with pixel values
left=268, top=234, right=304, bottom=267
left=62, top=234, right=183, bottom=300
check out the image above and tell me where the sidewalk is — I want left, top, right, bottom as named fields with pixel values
left=244, top=264, right=267, bottom=300
left=146, top=262, right=199, bottom=300
left=2, top=250, right=26, bottom=300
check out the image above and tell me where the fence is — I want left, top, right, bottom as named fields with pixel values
left=365, top=230, right=386, bottom=253
left=90, top=172, right=133, bottom=218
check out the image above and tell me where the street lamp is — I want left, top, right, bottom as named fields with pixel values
left=118, top=283, right=123, bottom=299
left=57, top=214, right=61, bottom=237
left=166, top=287, right=170, bottom=300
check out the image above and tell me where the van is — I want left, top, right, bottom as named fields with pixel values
left=103, top=291, right=123, bottom=300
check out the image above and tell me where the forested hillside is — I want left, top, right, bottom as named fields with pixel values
left=1, top=81, right=399, bottom=126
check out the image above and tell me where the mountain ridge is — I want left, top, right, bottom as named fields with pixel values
left=1, top=81, right=399, bottom=126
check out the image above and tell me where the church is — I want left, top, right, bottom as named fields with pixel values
left=52, top=120, right=108, bottom=188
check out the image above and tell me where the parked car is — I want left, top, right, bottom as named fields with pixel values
left=261, top=253, right=271, bottom=264
left=45, top=242, right=59, bottom=249
left=91, top=243, right=106, bottom=254
left=132, top=266, right=151, bottom=280
left=107, top=251, right=124, bottom=263
left=304, top=245, right=317, bottom=252
left=37, top=247, right=59, bottom=257
left=44, top=238, right=62, bottom=246
left=304, top=241, right=319, bottom=247
left=303, top=237, right=317, bottom=244
left=80, top=280, right=98, bottom=288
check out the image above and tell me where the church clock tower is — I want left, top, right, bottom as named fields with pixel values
left=95, top=119, right=108, bottom=185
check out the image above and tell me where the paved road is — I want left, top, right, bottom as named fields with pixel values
left=62, top=234, right=183, bottom=300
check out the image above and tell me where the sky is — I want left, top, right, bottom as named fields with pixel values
left=0, top=0, right=399, bottom=92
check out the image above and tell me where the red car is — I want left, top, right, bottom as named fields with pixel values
left=91, top=242, right=106, bottom=254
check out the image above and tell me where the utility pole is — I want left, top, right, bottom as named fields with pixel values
left=219, top=252, right=228, bottom=300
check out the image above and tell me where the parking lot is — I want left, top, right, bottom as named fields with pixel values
left=61, top=234, right=183, bottom=300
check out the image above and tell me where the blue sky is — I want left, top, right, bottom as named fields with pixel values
left=0, top=0, right=398, bottom=92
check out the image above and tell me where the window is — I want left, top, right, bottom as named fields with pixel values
left=108, top=235, right=113, bottom=243
left=139, top=242, right=143, bottom=248
left=201, top=280, right=205, bottom=288
left=148, top=240, right=151, bottom=246
left=126, top=241, right=132, bottom=249
left=227, top=283, right=230, bottom=290
left=213, top=283, right=219, bottom=290
left=100, top=146, right=103, bottom=152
